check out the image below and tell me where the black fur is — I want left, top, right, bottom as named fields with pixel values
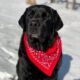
left=17, top=5, right=63, bottom=80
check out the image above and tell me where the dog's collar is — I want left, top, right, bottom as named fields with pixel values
left=23, top=32, right=62, bottom=76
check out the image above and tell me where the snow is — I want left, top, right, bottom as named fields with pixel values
left=0, top=0, right=80, bottom=80
left=68, top=0, right=80, bottom=3
left=0, top=72, right=12, bottom=80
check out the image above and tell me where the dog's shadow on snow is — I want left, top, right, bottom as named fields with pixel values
left=58, top=54, right=72, bottom=80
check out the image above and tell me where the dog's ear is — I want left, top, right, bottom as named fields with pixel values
left=52, top=10, right=63, bottom=31
left=18, top=14, right=25, bottom=29
left=18, top=9, right=27, bottom=30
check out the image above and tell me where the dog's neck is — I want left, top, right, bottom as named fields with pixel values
left=27, top=33, right=56, bottom=52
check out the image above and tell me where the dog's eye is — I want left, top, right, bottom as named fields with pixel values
left=42, top=13, right=46, bottom=18
left=30, top=10, right=35, bottom=15
left=27, top=11, right=35, bottom=18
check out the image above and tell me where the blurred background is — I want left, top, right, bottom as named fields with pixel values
left=0, top=0, right=80, bottom=80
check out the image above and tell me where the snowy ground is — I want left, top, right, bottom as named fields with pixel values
left=0, top=0, right=80, bottom=80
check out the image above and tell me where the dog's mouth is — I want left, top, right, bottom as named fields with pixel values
left=27, top=34, right=48, bottom=51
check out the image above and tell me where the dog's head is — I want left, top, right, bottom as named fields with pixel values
left=19, top=5, right=63, bottom=51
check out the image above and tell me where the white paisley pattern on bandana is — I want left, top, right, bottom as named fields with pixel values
left=23, top=32, right=62, bottom=76
left=25, top=34, right=60, bottom=69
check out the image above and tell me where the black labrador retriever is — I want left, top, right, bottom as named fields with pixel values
left=17, top=5, right=63, bottom=80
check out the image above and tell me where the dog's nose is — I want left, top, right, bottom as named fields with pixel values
left=31, top=21, right=37, bottom=27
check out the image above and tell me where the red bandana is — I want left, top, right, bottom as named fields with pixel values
left=23, top=32, right=62, bottom=77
